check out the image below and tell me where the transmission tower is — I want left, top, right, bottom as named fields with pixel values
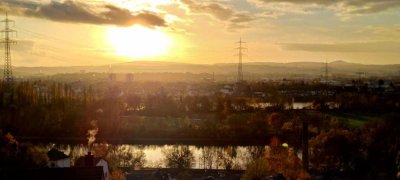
left=236, top=38, right=246, bottom=82
left=1, top=13, right=17, bottom=89
left=325, top=60, right=328, bottom=83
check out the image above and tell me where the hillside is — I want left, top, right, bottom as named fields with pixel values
left=10, top=60, right=400, bottom=78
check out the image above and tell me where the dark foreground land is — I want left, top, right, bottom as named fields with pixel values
left=0, top=167, right=103, bottom=180
left=127, top=168, right=244, bottom=180
left=1, top=78, right=400, bottom=179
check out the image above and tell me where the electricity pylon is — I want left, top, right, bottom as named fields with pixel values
left=1, top=13, right=17, bottom=104
left=236, top=38, right=246, bottom=82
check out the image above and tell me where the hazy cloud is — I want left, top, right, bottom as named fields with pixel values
left=280, top=41, right=400, bottom=53
left=0, top=0, right=166, bottom=27
left=252, top=0, right=400, bottom=15
left=181, top=0, right=233, bottom=20
left=230, top=13, right=256, bottom=23
left=254, top=0, right=335, bottom=6
left=347, top=1, right=400, bottom=14
left=358, top=25, right=400, bottom=39
left=180, top=0, right=256, bottom=30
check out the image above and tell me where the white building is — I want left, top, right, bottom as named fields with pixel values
left=47, top=148, right=71, bottom=168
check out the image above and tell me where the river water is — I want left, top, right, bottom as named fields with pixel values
left=47, top=144, right=270, bottom=170
left=250, top=102, right=339, bottom=110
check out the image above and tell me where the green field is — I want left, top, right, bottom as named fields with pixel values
left=329, top=112, right=379, bottom=128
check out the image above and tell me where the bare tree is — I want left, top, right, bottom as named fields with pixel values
left=163, top=146, right=194, bottom=169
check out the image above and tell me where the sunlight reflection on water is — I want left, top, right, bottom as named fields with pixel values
left=51, top=144, right=266, bottom=169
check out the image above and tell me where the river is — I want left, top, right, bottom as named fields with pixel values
left=46, top=143, right=271, bottom=170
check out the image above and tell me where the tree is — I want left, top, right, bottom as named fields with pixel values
left=361, top=113, right=400, bottom=179
left=242, top=158, right=270, bottom=180
left=163, top=146, right=194, bottom=169
left=243, top=137, right=311, bottom=180
left=0, top=130, right=48, bottom=168
left=199, top=146, right=217, bottom=169
left=264, top=137, right=310, bottom=179
left=131, top=150, right=146, bottom=169
left=309, top=129, right=361, bottom=177
left=267, top=112, right=285, bottom=132
left=216, top=146, right=239, bottom=170
left=126, top=94, right=142, bottom=112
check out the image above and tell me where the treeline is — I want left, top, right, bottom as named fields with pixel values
left=0, top=81, right=97, bottom=138
left=0, top=80, right=399, bottom=140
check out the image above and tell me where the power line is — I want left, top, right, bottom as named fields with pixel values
left=12, top=26, right=113, bottom=65
left=15, top=26, right=89, bottom=48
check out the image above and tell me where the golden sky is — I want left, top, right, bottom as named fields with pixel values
left=1, top=0, right=400, bottom=66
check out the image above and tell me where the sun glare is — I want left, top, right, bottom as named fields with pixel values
left=107, top=26, right=171, bottom=59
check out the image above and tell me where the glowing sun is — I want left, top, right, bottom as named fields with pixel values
left=107, top=25, right=171, bottom=58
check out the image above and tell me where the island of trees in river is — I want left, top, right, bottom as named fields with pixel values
left=0, top=74, right=399, bottom=179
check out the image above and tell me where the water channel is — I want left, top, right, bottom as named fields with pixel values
left=45, top=144, right=275, bottom=170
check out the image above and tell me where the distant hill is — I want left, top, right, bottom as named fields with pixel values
left=10, top=61, right=400, bottom=78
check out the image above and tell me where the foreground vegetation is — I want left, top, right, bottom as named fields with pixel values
left=0, top=78, right=399, bottom=179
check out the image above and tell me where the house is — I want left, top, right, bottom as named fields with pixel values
left=4, top=148, right=102, bottom=180
left=220, top=84, right=234, bottom=95
left=47, top=148, right=71, bottom=168
left=75, top=152, right=110, bottom=180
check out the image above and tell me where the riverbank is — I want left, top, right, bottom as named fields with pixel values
left=126, top=168, right=245, bottom=180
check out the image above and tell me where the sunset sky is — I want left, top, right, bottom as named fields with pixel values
left=1, top=0, right=400, bottom=66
